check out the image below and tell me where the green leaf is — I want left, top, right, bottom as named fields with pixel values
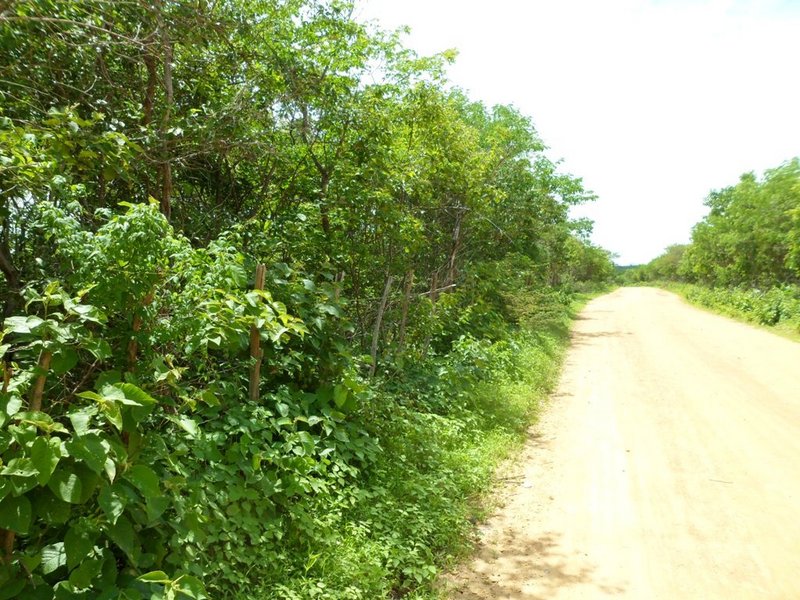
left=333, top=384, right=348, bottom=408
left=4, top=315, right=44, bottom=334
left=137, top=571, right=171, bottom=584
left=176, top=574, right=207, bottom=599
left=0, top=392, right=23, bottom=418
left=0, top=494, right=32, bottom=534
left=117, top=383, right=156, bottom=406
left=68, top=556, right=103, bottom=590
left=68, top=406, right=97, bottom=436
left=48, top=467, right=83, bottom=503
left=84, top=337, right=112, bottom=360
left=169, top=415, right=198, bottom=438
left=105, top=515, right=137, bottom=564
left=50, top=347, right=79, bottom=375
left=13, top=411, right=66, bottom=433
left=65, top=522, right=98, bottom=570
left=0, top=457, right=38, bottom=478
left=32, top=488, right=71, bottom=524
left=125, top=464, right=160, bottom=498
left=31, top=436, right=61, bottom=484
left=98, top=485, right=126, bottom=525
left=145, top=495, right=170, bottom=523
left=101, top=401, right=123, bottom=431
left=0, top=579, right=25, bottom=600
left=65, top=434, right=108, bottom=474
left=41, top=542, right=67, bottom=574
left=76, top=389, right=102, bottom=403
left=198, top=390, right=220, bottom=407
left=104, top=457, right=117, bottom=483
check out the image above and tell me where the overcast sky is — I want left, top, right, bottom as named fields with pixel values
left=355, top=0, right=800, bottom=264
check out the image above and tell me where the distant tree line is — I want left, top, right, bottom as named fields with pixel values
left=626, top=158, right=800, bottom=287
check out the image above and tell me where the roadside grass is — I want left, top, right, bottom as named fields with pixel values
left=651, top=282, right=800, bottom=343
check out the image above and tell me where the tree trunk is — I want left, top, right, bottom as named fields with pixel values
left=369, top=275, right=394, bottom=376
left=156, top=0, right=173, bottom=220
left=0, top=237, right=20, bottom=318
left=397, top=270, right=414, bottom=353
left=29, top=349, right=52, bottom=413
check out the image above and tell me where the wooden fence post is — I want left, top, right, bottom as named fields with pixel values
left=249, top=264, right=267, bottom=402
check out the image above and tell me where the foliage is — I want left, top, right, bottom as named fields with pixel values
left=629, top=159, right=800, bottom=288
left=0, top=1, right=613, bottom=597
left=671, top=283, right=800, bottom=329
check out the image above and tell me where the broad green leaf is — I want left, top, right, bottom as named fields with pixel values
left=41, top=542, right=67, bottom=574
left=4, top=315, right=44, bottom=334
left=65, top=522, right=98, bottom=570
left=0, top=457, right=38, bottom=478
left=176, top=574, right=208, bottom=599
left=145, top=495, right=170, bottom=523
left=333, top=384, right=348, bottom=408
left=137, top=570, right=171, bottom=584
left=0, top=494, right=32, bottom=534
left=68, top=556, right=103, bottom=590
left=32, top=488, right=71, bottom=524
left=117, top=383, right=156, bottom=406
left=0, top=580, right=25, bottom=600
left=98, top=485, right=126, bottom=525
left=65, top=434, right=108, bottom=474
left=48, top=468, right=83, bottom=504
left=75, top=464, right=101, bottom=504
left=68, top=406, right=97, bottom=436
left=13, top=411, right=66, bottom=433
left=169, top=415, right=198, bottom=438
left=105, top=515, right=138, bottom=564
left=0, top=392, right=23, bottom=418
left=100, top=401, right=123, bottom=431
left=50, top=347, right=78, bottom=375
left=198, top=390, right=220, bottom=407
left=125, top=464, right=160, bottom=498
left=76, top=390, right=104, bottom=403
left=31, top=436, right=61, bottom=485
left=104, top=457, right=117, bottom=483
left=84, top=337, right=112, bottom=360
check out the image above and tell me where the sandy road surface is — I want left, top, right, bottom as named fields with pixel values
left=446, top=287, right=800, bottom=599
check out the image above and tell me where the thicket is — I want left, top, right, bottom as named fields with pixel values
left=679, top=285, right=800, bottom=328
left=0, top=1, right=612, bottom=597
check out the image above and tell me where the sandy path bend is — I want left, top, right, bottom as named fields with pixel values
left=447, top=287, right=800, bottom=600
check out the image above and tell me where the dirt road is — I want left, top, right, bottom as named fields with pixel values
left=446, top=287, right=800, bottom=599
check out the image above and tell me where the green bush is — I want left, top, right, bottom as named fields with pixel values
left=0, top=202, right=581, bottom=598
left=682, top=284, right=800, bottom=328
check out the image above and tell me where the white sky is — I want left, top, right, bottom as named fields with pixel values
left=355, top=0, right=800, bottom=264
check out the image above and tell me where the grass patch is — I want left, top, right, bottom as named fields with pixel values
left=648, top=282, right=800, bottom=343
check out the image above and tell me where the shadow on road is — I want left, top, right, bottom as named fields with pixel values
left=445, top=531, right=627, bottom=599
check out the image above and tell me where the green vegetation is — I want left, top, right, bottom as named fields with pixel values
left=625, top=158, right=800, bottom=334
left=0, top=1, right=613, bottom=598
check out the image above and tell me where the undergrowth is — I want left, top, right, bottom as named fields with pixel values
left=263, top=315, right=575, bottom=599
left=653, top=282, right=800, bottom=337
left=0, top=202, right=597, bottom=599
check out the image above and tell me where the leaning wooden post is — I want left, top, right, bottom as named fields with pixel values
left=369, top=275, right=394, bottom=377
left=249, top=264, right=267, bottom=402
